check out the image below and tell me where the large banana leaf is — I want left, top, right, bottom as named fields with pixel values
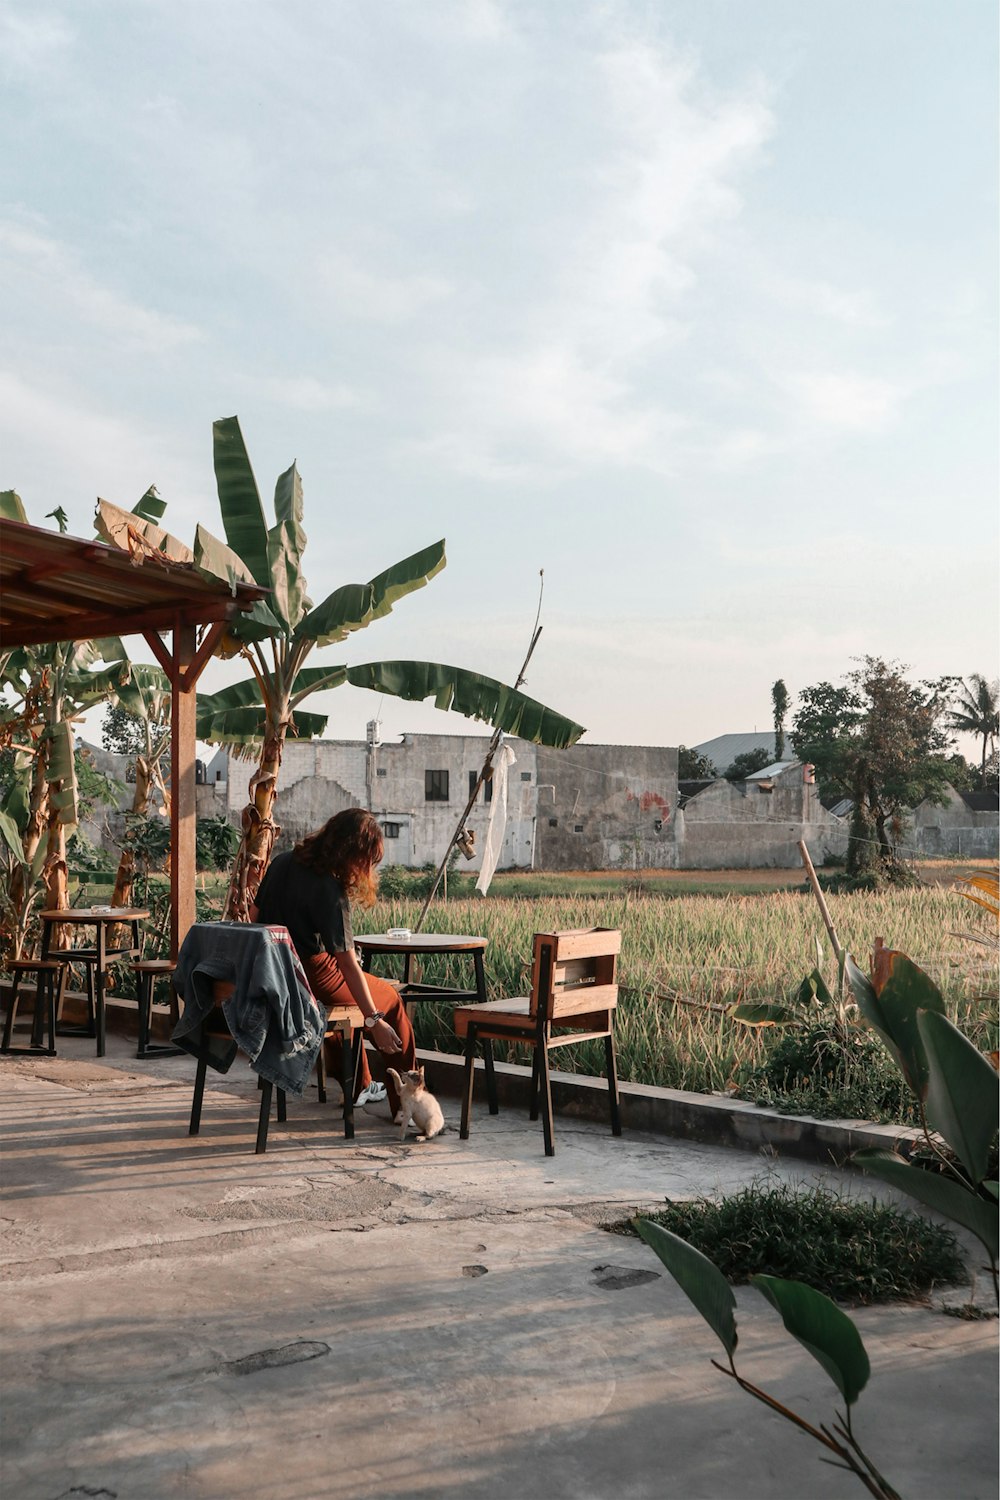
left=193, top=525, right=283, bottom=637
left=213, top=415, right=271, bottom=588
left=917, top=1009, right=999, bottom=1186
left=95, top=499, right=194, bottom=562
left=0, top=490, right=27, bottom=522
left=288, top=665, right=349, bottom=707
left=751, top=1275, right=870, bottom=1407
left=47, top=719, right=78, bottom=830
left=267, top=463, right=311, bottom=631
left=345, top=661, right=585, bottom=748
left=295, top=541, right=447, bottom=648
left=197, top=703, right=329, bottom=746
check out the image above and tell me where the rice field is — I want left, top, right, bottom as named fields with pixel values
left=364, top=886, right=998, bottom=1097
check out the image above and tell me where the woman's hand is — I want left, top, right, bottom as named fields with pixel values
left=370, top=1016, right=402, bottom=1054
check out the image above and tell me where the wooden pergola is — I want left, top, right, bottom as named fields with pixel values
left=0, top=517, right=267, bottom=956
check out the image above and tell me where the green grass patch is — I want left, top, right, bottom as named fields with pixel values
left=607, top=1182, right=967, bottom=1304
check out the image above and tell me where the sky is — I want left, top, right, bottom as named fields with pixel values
left=2, top=0, right=997, bottom=757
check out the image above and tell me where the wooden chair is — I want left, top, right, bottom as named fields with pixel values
left=453, top=927, right=622, bottom=1156
left=132, top=959, right=184, bottom=1059
left=185, top=981, right=366, bottom=1154
left=1, top=958, right=69, bottom=1056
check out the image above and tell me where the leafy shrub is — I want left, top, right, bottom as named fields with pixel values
left=612, top=1182, right=965, bottom=1303
left=738, top=1023, right=918, bottom=1124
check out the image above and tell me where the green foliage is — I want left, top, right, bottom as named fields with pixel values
left=947, top=675, right=999, bottom=789
left=723, top=747, right=772, bottom=781
left=74, top=747, right=123, bottom=822
left=376, top=860, right=475, bottom=901
left=739, top=1024, right=917, bottom=1124
left=623, top=1183, right=964, bottom=1302
left=636, top=1220, right=737, bottom=1356
left=791, top=656, right=955, bottom=879
left=772, top=679, right=790, bottom=761
left=195, top=815, right=241, bottom=871
left=634, top=1210, right=901, bottom=1496
left=677, top=745, right=716, bottom=780
left=66, top=831, right=115, bottom=877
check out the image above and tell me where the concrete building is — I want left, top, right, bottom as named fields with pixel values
left=214, top=732, right=679, bottom=874
left=675, top=760, right=848, bottom=869
left=907, top=785, right=999, bottom=859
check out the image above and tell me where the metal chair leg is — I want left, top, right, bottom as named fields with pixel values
left=483, top=1039, right=498, bottom=1115
left=529, top=1049, right=542, bottom=1120
left=316, top=1046, right=327, bottom=1104
left=255, top=1080, right=273, bottom=1154
left=1, top=970, right=21, bottom=1051
left=460, top=1028, right=477, bottom=1139
left=538, top=1044, right=555, bottom=1157
left=340, top=1032, right=356, bottom=1139
left=189, top=1058, right=208, bottom=1135
left=605, top=1032, right=622, bottom=1137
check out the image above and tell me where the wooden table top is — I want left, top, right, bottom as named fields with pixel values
left=356, top=932, right=487, bottom=952
left=40, top=907, right=150, bottom=921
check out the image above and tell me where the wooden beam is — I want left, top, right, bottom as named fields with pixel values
left=170, top=620, right=198, bottom=959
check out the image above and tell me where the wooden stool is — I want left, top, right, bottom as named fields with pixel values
left=1, top=959, right=67, bottom=1056
left=132, top=960, right=184, bottom=1059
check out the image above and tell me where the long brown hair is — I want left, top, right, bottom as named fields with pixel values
left=294, top=808, right=384, bottom=908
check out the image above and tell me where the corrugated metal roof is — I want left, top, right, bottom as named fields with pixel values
left=746, top=760, right=797, bottom=780
left=690, top=732, right=777, bottom=773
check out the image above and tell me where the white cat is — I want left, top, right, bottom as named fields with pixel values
left=386, top=1066, right=445, bottom=1141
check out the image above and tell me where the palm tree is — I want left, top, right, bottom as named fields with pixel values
left=948, top=675, right=1000, bottom=789
left=117, top=418, right=585, bottom=921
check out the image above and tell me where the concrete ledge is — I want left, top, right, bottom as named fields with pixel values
left=414, top=1048, right=924, bottom=1166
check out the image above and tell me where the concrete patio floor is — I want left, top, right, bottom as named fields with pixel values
left=0, top=1036, right=996, bottom=1500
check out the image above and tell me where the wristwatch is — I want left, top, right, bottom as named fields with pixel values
left=363, top=1011, right=386, bottom=1030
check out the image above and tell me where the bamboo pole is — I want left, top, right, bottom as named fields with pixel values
left=797, top=839, right=843, bottom=962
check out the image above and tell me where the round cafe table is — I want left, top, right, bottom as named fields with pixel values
left=356, top=931, right=497, bottom=1110
left=40, top=906, right=149, bottom=1057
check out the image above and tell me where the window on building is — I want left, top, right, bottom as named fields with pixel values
left=574, top=824, right=584, bottom=833
left=548, top=818, right=558, bottom=828
left=425, top=769, right=449, bottom=802
left=520, top=771, right=532, bottom=781
left=376, top=767, right=387, bottom=778
left=468, top=770, right=493, bottom=803
left=382, top=821, right=401, bottom=839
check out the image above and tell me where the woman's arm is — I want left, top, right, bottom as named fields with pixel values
left=335, top=946, right=402, bottom=1054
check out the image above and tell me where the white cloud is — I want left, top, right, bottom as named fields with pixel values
left=313, top=250, right=452, bottom=325
left=0, top=10, right=73, bottom=74
left=0, top=222, right=202, bottom=353
left=786, top=369, right=907, bottom=432
left=253, top=375, right=371, bottom=414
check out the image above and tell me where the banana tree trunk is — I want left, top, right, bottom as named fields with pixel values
left=5, top=739, right=50, bottom=959
left=111, top=757, right=155, bottom=911
left=222, top=724, right=286, bottom=922
left=41, top=818, right=69, bottom=951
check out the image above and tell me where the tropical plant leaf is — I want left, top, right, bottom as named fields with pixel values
left=295, top=540, right=447, bottom=648
left=132, top=485, right=166, bottom=522
left=47, top=720, right=78, bottom=829
left=751, top=1275, right=870, bottom=1407
left=198, top=678, right=267, bottom=715
left=94, top=499, right=194, bottom=561
left=984, top=1183, right=999, bottom=1203
left=730, top=1003, right=799, bottom=1027
left=846, top=951, right=945, bottom=1098
left=636, top=1219, right=737, bottom=1357
left=0, top=809, right=24, bottom=860
left=0, top=490, right=27, bottom=523
left=266, top=462, right=312, bottom=632
left=285, top=710, right=329, bottom=740
left=344, top=660, right=585, bottom=748
left=196, top=705, right=270, bottom=744
left=918, top=1009, right=1000, bottom=1186
left=212, top=415, right=271, bottom=588
left=854, top=1149, right=999, bottom=1261
left=289, top=664, right=349, bottom=707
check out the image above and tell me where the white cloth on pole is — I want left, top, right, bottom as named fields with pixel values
left=475, top=741, right=517, bottom=896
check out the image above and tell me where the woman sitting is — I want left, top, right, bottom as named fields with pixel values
left=250, top=808, right=416, bottom=1121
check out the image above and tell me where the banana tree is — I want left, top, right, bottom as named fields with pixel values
left=0, top=491, right=134, bottom=954
left=98, top=663, right=173, bottom=920
left=0, top=639, right=131, bottom=953
left=130, top=417, right=584, bottom=920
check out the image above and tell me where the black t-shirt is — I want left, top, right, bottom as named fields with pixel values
left=253, top=849, right=353, bottom=959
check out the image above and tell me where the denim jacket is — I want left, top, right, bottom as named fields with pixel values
left=172, top=921, right=328, bottom=1096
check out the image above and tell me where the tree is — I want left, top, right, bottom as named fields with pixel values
left=677, top=745, right=716, bottom=780
left=791, top=657, right=953, bottom=880
left=771, top=679, right=789, bottom=760
left=723, top=747, right=772, bottom=782
left=105, top=417, right=586, bottom=921
left=947, top=675, right=999, bottom=790
left=101, top=665, right=173, bottom=912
